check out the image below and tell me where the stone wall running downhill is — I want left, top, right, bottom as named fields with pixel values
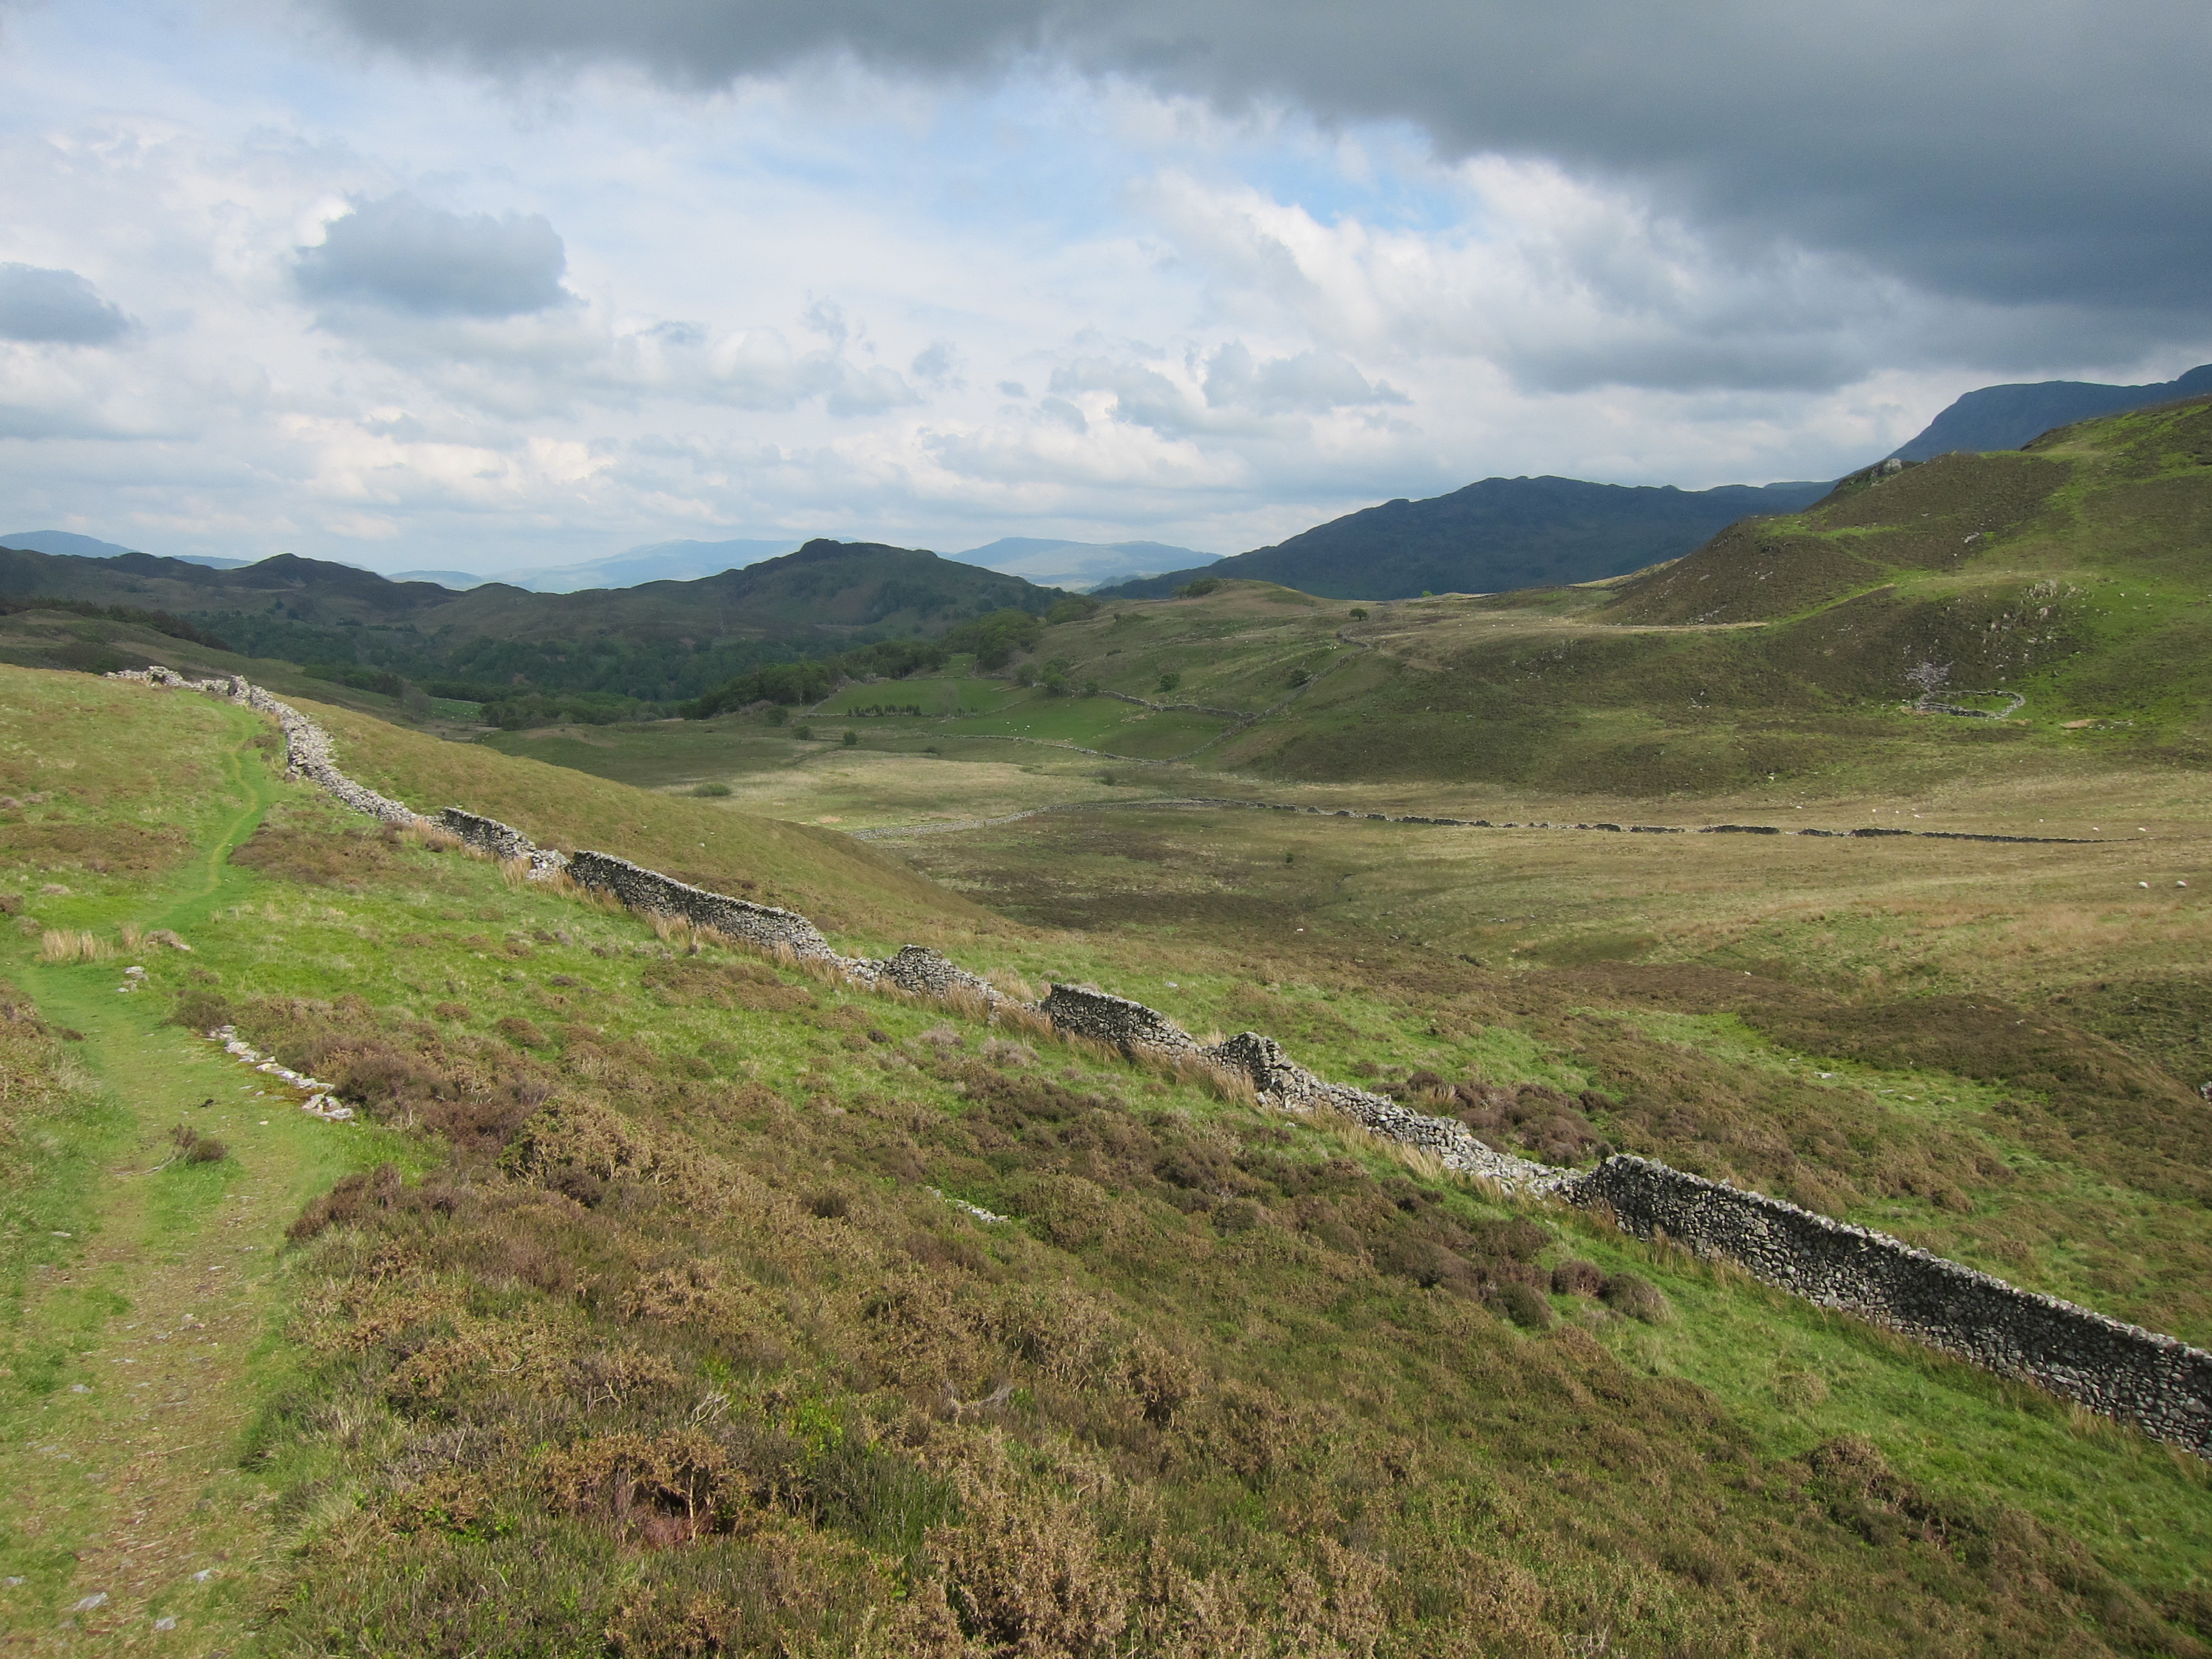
left=563, top=850, right=843, bottom=964
left=106, top=665, right=2212, bottom=1456
left=113, top=668, right=426, bottom=828
left=1572, top=1157, right=2212, bottom=1457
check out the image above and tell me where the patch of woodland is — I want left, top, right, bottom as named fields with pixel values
left=251, top=990, right=2205, bottom=1657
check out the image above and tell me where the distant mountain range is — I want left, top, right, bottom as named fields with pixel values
left=23, top=363, right=2207, bottom=610
left=1888, top=363, right=2212, bottom=461
left=1, top=529, right=250, bottom=569
left=948, top=537, right=1215, bottom=590
left=1095, top=478, right=1834, bottom=602
left=0, top=528, right=1209, bottom=597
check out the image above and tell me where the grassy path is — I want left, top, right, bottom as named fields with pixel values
left=0, top=725, right=397, bottom=1654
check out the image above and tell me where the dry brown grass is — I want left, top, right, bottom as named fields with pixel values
left=38, top=928, right=112, bottom=963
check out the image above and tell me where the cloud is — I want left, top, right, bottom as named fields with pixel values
left=1202, top=341, right=1404, bottom=414
left=1133, top=163, right=2147, bottom=398
left=306, top=0, right=2212, bottom=344
left=0, top=264, right=131, bottom=344
left=910, top=338, right=959, bottom=387
left=296, top=192, right=572, bottom=318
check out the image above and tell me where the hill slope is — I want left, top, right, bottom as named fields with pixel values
left=5, top=663, right=2210, bottom=1653
left=1891, top=364, right=2212, bottom=461
left=1225, top=392, right=2212, bottom=791
left=1098, top=476, right=1831, bottom=601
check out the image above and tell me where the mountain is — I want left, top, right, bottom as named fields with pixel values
left=1, top=529, right=250, bottom=569
left=0, top=537, right=1063, bottom=707
left=385, top=568, right=491, bottom=589
left=951, top=536, right=1215, bottom=590
left=1094, top=477, right=1832, bottom=601
left=497, top=537, right=803, bottom=592
left=1889, top=363, right=2212, bottom=461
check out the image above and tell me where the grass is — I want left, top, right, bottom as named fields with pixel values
left=2, top=662, right=2208, bottom=1654
left=0, top=672, right=423, bottom=1649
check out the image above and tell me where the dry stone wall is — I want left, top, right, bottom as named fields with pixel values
left=565, top=850, right=843, bottom=964
left=113, top=668, right=424, bottom=826
left=1573, top=1156, right=2212, bottom=1456
left=107, top=665, right=2212, bottom=1455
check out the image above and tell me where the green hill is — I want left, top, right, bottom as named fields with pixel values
left=0, top=539, right=1064, bottom=714
left=1184, top=393, right=2212, bottom=793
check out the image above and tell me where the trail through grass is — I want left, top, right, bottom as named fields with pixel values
left=0, top=717, right=407, bottom=1654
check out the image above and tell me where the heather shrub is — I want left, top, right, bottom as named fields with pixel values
left=1492, top=1280, right=1554, bottom=1330
left=1600, top=1272, right=1673, bottom=1324
left=1551, top=1258, right=1606, bottom=1295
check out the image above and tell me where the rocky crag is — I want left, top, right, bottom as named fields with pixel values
left=107, top=666, right=2212, bottom=1457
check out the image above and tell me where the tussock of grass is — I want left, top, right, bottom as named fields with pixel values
left=36, top=928, right=111, bottom=963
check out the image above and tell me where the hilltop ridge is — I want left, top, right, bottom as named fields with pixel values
left=1890, top=364, right=2212, bottom=461
left=1098, top=476, right=1831, bottom=602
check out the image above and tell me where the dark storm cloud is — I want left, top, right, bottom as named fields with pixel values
left=0, top=264, right=132, bottom=344
left=307, top=0, right=2212, bottom=340
left=295, top=192, right=571, bottom=317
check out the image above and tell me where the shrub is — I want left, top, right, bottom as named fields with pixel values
left=1349, top=607, right=1369, bottom=620
left=1550, top=1259, right=1606, bottom=1296
left=691, top=782, right=732, bottom=797
left=841, top=729, right=859, bottom=748
left=1599, top=1272, right=1673, bottom=1324
left=286, top=1162, right=408, bottom=1241
left=170, top=988, right=233, bottom=1034
left=1155, top=671, right=1181, bottom=695
left=169, top=1124, right=229, bottom=1165
left=1493, top=1281, right=1553, bottom=1330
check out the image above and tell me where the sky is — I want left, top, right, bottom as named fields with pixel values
left=0, top=0, right=2206, bottom=576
